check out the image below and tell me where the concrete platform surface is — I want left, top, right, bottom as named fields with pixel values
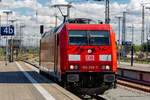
left=0, top=61, right=81, bottom=100
left=118, top=62, right=150, bottom=72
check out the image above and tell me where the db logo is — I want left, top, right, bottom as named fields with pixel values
left=86, top=55, right=95, bottom=61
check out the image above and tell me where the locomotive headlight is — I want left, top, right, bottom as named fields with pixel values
left=106, top=65, right=110, bottom=70
left=70, top=65, right=79, bottom=70
left=101, top=65, right=110, bottom=70
left=70, top=65, right=74, bottom=70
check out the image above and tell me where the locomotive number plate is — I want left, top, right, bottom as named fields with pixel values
left=82, top=66, right=98, bottom=70
left=86, top=55, right=95, bottom=61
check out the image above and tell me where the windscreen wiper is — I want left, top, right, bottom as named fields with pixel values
left=87, top=31, right=91, bottom=45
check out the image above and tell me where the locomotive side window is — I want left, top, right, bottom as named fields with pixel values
left=68, top=30, right=110, bottom=46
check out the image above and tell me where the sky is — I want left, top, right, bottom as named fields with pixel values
left=0, top=0, right=150, bottom=46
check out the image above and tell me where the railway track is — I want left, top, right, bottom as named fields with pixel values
left=117, top=79, right=150, bottom=93
left=78, top=94, right=106, bottom=100
left=22, top=60, right=107, bottom=100
left=61, top=76, right=150, bottom=100
left=78, top=79, right=150, bottom=100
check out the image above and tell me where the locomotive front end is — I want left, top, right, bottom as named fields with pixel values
left=62, top=24, right=117, bottom=94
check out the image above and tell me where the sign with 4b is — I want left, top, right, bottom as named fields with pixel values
left=0, top=26, right=14, bottom=36
left=122, top=41, right=132, bottom=45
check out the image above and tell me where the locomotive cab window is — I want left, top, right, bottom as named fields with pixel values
left=68, top=30, right=110, bottom=45
left=68, top=30, right=88, bottom=45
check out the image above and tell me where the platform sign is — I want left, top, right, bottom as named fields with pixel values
left=122, top=41, right=132, bottom=45
left=0, top=26, right=14, bottom=36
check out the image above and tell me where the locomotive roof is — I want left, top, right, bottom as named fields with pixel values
left=42, top=18, right=109, bottom=38
left=41, top=24, right=64, bottom=38
left=66, top=18, right=95, bottom=24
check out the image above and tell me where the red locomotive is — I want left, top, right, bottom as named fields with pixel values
left=40, top=18, right=117, bottom=95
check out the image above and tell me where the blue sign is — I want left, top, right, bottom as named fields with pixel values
left=122, top=41, right=132, bottom=45
left=0, top=26, right=14, bottom=36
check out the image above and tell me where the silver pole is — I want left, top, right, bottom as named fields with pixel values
left=145, top=7, right=150, bottom=58
left=19, top=24, right=21, bottom=53
left=118, top=17, right=121, bottom=65
left=0, top=15, right=1, bottom=48
left=128, top=25, right=135, bottom=66
left=131, top=24, right=134, bottom=66
left=116, top=17, right=122, bottom=65
left=9, top=20, right=16, bottom=62
left=132, top=24, right=134, bottom=45
left=141, top=5, right=145, bottom=44
left=3, top=10, right=12, bottom=65
left=146, top=24, right=148, bottom=58
left=122, top=12, right=126, bottom=58
left=5, top=14, right=8, bottom=65
left=118, top=18, right=121, bottom=45
left=105, top=0, right=110, bottom=24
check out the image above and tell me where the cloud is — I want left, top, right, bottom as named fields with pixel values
left=71, top=3, right=105, bottom=20
left=51, top=0, right=67, bottom=4
left=0, top=0, right=148, bottom=45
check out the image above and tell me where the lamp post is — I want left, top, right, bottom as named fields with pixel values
left=115, top=16, right=122, bottom=65
left=19, top=24, right=25, bottom=54
left=145, top=7, right=150, bottom=58
left=0, top=15, right=1, bottom=49
left=9, top=19, right=17, bottom=62
left=3, top=10, right=12, bottom=65
left=128, top=24, right=134, bottom=66
left=105, top=0, right=110, bottom=24
left=141, top=5, right=145, bottom=44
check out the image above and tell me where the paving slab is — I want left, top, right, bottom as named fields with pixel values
left=0, top=61, right=45, bottom=100
left=0, top=61, right=81, bottom=100
left=19, top=62, right=81, bottom=100
left=118, top=62, right=150, bottom=72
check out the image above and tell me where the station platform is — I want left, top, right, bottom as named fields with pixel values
left=118, top=62, right=150, bottom=72
left=0, top=61, right=81, bottom=100
left=117, top=62, right=150, bottom=85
